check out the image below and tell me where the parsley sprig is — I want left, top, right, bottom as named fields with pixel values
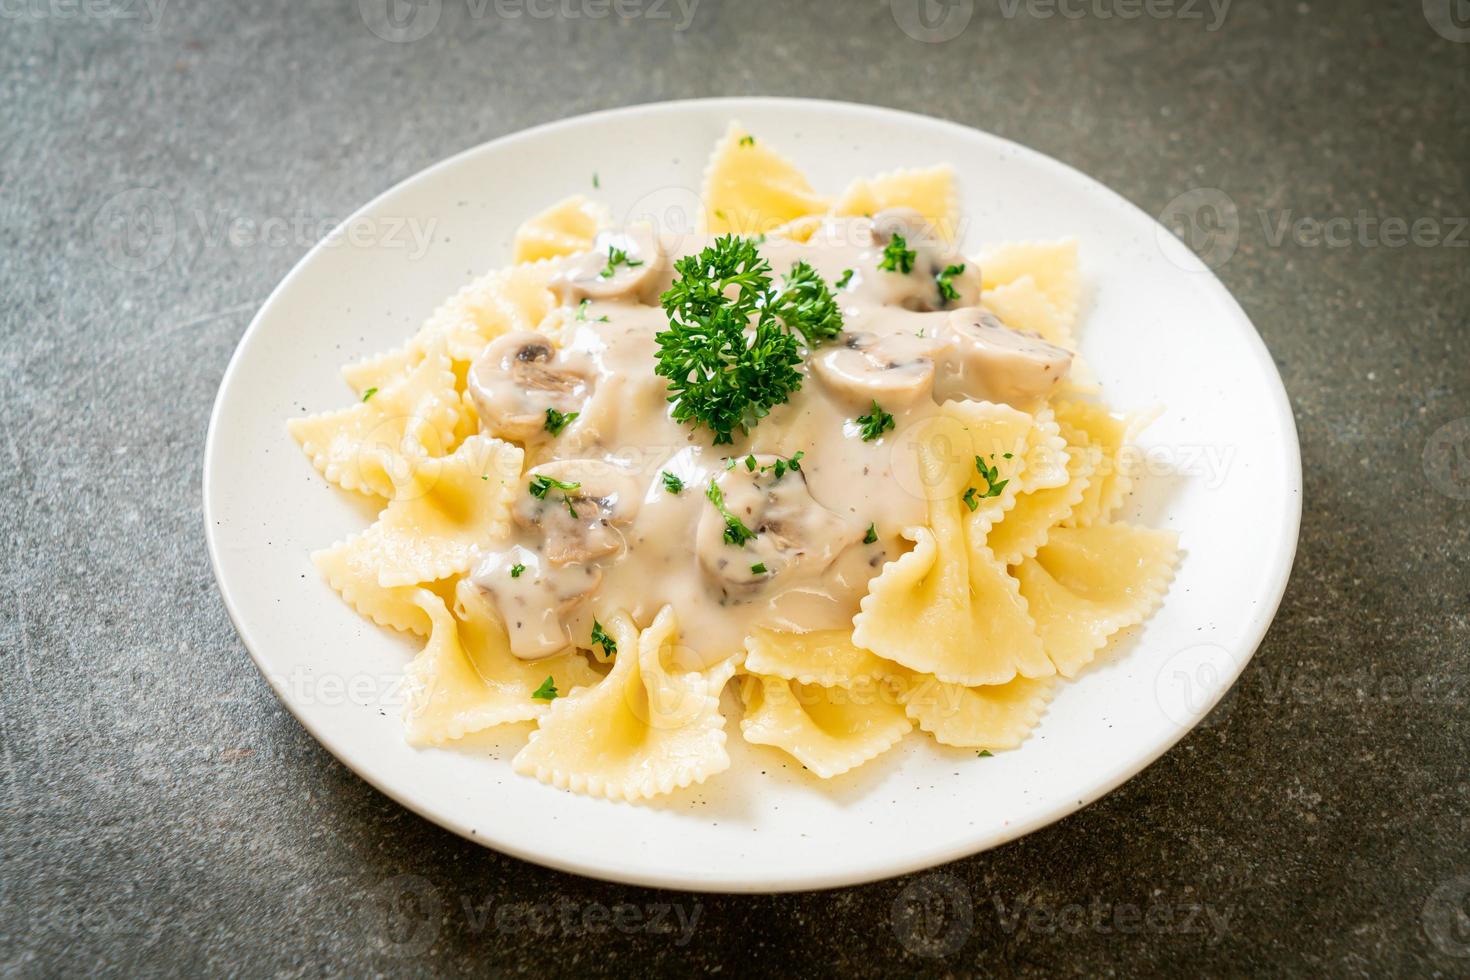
left=705, top=479, right=756, bottom=547
left=661, top=471, right=685, bottom=494
left=974, top=454, right=1010, bottom=499
left=655, top=236, right=843, bottom=444
left=532, top=676, right=559, bottom=701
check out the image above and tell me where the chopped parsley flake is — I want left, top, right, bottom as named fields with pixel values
left=863, top=523, right=878, bottom=545
left=974, top=455, right=1010, bottom=499
left=745, top=454, right=757, bottom=471
left=936, top=263, right=966, bottom=303
left=592, top=172, right=600, bottom=188
left=361, top=387, right=378, bottom=402
left=750, top=562, right=768, bottom=575
left=962, top=486, right=980, bottom=511
left=544, top=407, right=579, bottom=436
left=532, top=676, right=559, bottom=701
left=878, top=233, right=917, bottom=275
left=600, top=246, right=644, bottom=279
left=977, top=749, right=994, bottom=758
left=856, top=401, right=895, bottom=442
left=706, top=480, right=756, bottom=547
left=510, top=563, right=526, bottom=579
left=739, top=135, right=756, bottom=146
left=661, top=471, right=685, bottom=494
left=834, top=268, right=854, bottom=289
left=763, top=451, right=805, bottom=481
left=528, top=474, right=583, bottom=518
left=575, top=299, right=609, bottom=323
left=590, top=619, right=617, bottom=657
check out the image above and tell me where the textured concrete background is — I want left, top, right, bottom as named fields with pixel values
left=2, top=0, right=1468, bottom=975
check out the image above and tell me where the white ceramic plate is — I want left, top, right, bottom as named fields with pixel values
left=204, top=98, right=1300, bottom=893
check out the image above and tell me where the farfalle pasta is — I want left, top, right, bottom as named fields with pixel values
left=290, top=123, right=1180, bottom=802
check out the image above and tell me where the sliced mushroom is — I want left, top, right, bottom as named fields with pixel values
left=811, top=330, right=950, bottom=407
left=868, top=208, right=981, bottom=311
left=469, top=547, right=603, bottom=660
left=934, top=308, right=1074, bottom=407
left=549, top=225, right=664, bottom=304
left=697, top=458, right=858, bottom=600
left=513, top=460, right=642, bottom=566
left=467, top=331, right=592, bottom=443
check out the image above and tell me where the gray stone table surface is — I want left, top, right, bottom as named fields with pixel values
left=2, top=0, right=1468, bottom=975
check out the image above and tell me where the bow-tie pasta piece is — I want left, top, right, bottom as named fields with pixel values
left=702, top=122, right=830, bottom=236
left=342, top=435, right=523, bottom=588
left=853, top=493, right=1053, bottom=687
left=831, top=165, right=960, bottom=242
left=312, top=539, right=433, bottom=637
left=983, top=274, right=1077, bottom=352
left=1015, top=523, right=1180, bottom=678
left=1053, top=400, right=1156, bottom=528
left=979, top=240, right=1081, bottom=332
left=898, top=673, right=1055, bottom=752
left=513, top=607, right=732, bottom=801
left=402, top=583, right=601, bottom=746
left=744, top=628, right=905, bottom=689
left=513, top=195, right=606, bottom=264
left=738, top=673, right=912, bottom=780
left=289, top=343, right=461, bottom=499
left=986, top=437, right=1102, bottom=567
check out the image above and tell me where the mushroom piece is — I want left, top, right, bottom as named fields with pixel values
left=934, top=308, right=1074, bottom=407
left=696, top=458, right=859, bottom=600
left=868, top=208, right=982, bottom=310
left=549, top=225, right=665, bottom=304
left=467, top=331, right=592, bottom=443
left=468, top=549, right=603, bottom=661
left=811, top=330, right=950, bottom=408
left=513, top=460, right=642, bottom=566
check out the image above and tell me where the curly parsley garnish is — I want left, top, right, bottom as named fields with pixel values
left=655, top=236, right=843, bottom=444
left=600, top=246, right=644, bottom=279
left=544, top=407, right=579, bottom=436
left=936, top=263, right=966, bottom=303
left=510, top=563, right=526, bottom=579
left=706, top=479, right=756, bottom=547
left=590, top=619, right=616, bottom=658
left=528, top=474, right=583, bottom=518
left=532, top=676, right=559, bottom=701
left=661, top=471, right=685, bottom=495
left=878, top=233, right=917, bottom=275
left=855, top=401, right=895, bottom=442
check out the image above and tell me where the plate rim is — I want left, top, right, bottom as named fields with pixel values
left=203, top=96, right=1303, bottom=893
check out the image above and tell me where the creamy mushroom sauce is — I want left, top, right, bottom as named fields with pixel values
left=468, top=211, right=1073, bottom=669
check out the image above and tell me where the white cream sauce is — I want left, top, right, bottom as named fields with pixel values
left=467, top=212, right=1073, bottom=669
